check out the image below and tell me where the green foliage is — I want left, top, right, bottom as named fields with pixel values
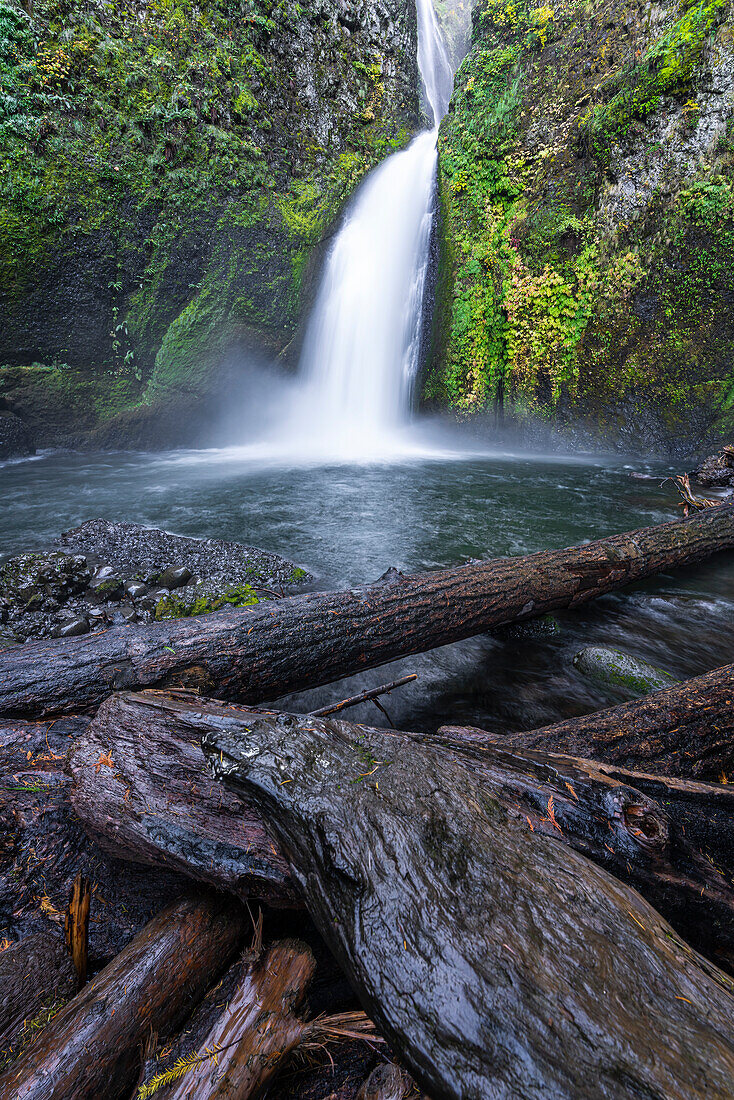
left=581, top=0, right=727, bottom=161
left=155, top=582, right=260, bottom=619
left=0, top=0, right=415, bottom=408
left=430, top=0, right=734, bottom=443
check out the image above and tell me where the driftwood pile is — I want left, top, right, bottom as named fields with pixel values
left=1, top=507, right=734, bottom=1099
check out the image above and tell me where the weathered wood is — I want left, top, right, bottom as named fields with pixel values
left=64, top=872, right=90, bottom=989
left=155, top=940, right=315, bottom=1099
left=69, top=692, right=298, bottom=906
left=0, top=933, right=76, bottom=1062
left=203, top=709, right=734, bottom=1100
left=0, top=713, right=194, bottom=956
left=0, top=893, right=246, bottom=1100
left=438, top=659, right=734, bottom=781
left=2, top=507, right=733, bottom=717
left=81, top=690, right=734, bottom=969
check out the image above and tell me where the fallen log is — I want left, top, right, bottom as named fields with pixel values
left=0, top=932, right=76, bottom=1063
left=145, top=940, right=315, bottom=1099
left=2, top=507, right=733, bottom=718
left=438, top=659, right=734, bottom=781
left=203, top=710, right=734, bottom=1100
left=0, top=893, right=246, bottom=1100
left=0, top=713, right=194, bottom=955
left=78, top=690, right=734, bottom=969
left=69, top=691, right=298, bottom=906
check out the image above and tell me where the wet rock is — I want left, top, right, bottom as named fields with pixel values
left=1, top=520, right=312, bottom=645
left=56, top=616, right=90, bottom=638
left=693, top=444, right=734, bottom=488
left=497, top=614, right=561, bottom=641
left=55, top=519, right=313, bottom=591
left=0, top=628, right=20, bottom=651
left=124, top=581, right=147, bottom=599
left=573, top=646, right=679, bottom=697
left=0, top=412, right=34, bottom=461
left=157, top=566, right=192, bottom=589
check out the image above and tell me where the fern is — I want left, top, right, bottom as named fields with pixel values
left=137, top=1046, right=223, bottom=1099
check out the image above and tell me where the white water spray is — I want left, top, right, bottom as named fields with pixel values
left=282, top=0, right=454, bottom=460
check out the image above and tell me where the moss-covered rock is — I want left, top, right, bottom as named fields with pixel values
left=573, top=644, right=679, bottom=695
left=430, top=0, right=734, bottom=455
left=0, top=0, right=420, bottom=447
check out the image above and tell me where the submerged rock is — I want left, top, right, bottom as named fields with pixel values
left=573, top=646, right=679, bottom=697
left=0, top=520, right=312, bottom=643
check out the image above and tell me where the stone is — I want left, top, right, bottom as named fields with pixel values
left=0, top=411, right=34, bottom=460
left=124, top=581, right=147, bottom=599
left=57, top=616, right=90, bottom=638
left=693, top=445, right=734, bottom=488
left=573, top=646, right=679, bottom=697
left=157, top=566, right=192, bottom=590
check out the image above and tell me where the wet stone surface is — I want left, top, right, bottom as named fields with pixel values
left=0, top=519, right=312, bottom=643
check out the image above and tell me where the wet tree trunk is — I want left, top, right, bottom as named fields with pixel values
left=0, top=893, right=246, bottom=1100
left=69, top=691, right=298, bottom=907
left=0, top=932, right=76, bottom=1059
left=1, top=507, right=733, bottom=718
left=81, top=690, right=734, bottom=971
left=438, top=659, right=734, bottom=781
left=202, top=709, right=734, bottom=1100
left=158, top=940, right=315, bottom=1100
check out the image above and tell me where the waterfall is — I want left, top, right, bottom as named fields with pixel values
left=289, top=0, right=454, bottom=460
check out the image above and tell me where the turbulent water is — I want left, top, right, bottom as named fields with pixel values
left=3, top=447, right=734, bottom=735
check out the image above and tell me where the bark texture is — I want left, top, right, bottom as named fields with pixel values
left=83, top=690, right=734, bottom=969
left=0, top=932, right=76, bottom=1060
left=1, top=507, right=733, bottom=717
left=0, top=893, right=246, bottom=1100
left=202, top=709, right=734, bottom=1100
left=0, top=713, right=191, bottom=954
left=161, top=940, right=315, bottom=1099
left=438, top=659, right=734, bottom=781
left=69, top=691, right=297, bottom=906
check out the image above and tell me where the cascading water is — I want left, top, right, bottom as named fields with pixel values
left=286, top=0, right=455, bottom=460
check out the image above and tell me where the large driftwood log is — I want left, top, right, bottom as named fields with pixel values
left=202, top=710, right=734, bottom=1100
left=0, top=893, right=246, bottom=1100
left=438, top=659, right=734, bottom=781
left=1, top=507, right=733, bottom=717
left=69, top=691, right=297, bottom=906
left=78, top=690, right=734, bottom=969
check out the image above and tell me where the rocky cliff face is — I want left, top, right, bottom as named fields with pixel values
left=429, top=0, right=734, bottom=455
left=0, top=0, right=419, bottom=446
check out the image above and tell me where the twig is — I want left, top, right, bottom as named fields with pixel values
left=308, top=674, right=417, bottom=718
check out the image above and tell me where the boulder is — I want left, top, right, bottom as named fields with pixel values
left=693, top=445, right=734, bottom=488
left=573, top=646, right=679, bottom=696
left=0, top=412, right=33, bottom=461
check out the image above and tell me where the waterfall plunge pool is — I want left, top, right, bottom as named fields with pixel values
left=2, top=444, right=733, bottom=737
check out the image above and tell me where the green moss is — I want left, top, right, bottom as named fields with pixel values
left=155, top=582, right=261, bottom=619
left=430, top=0, right=734, bottom=446
left=0, top=0, right=417, bottom=408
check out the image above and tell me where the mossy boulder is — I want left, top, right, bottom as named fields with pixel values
left=429, top=0, right=734, bottom=456
left=155, top=582, right=260, bottom=620
left=573, top=645, right=679, bottom=695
